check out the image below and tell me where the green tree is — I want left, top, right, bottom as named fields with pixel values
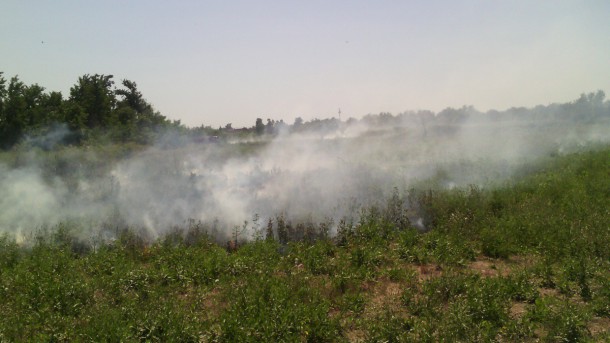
left=63, top=101, right=87, bottom=132
left=114, top=78, right=172, bottom=142
left=0, top=72, right=6, bottom=115
left=42, top=91, right=65, bottom=124
left=255, top=117, right=264, bottom=135
left=22, top=84, right=46, bottom=129
left=69, top=74, right=116, bottom=129
left=115, top=79, right=148, bottom=114
left=0, top=73, right=9, bottom=147
left=0, top=72, right=179, bottom=148
left=0, top=74, right=69, bottom=148
left=265, top=118, right=275, bottom=135
left=0, top=76, right=27, bottom=148
left=293, top=116, right=303, bottom=129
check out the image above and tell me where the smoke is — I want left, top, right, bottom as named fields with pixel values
left=1, top=95, right=609, bottom=243
left=22, top=123, right=74, bottom=150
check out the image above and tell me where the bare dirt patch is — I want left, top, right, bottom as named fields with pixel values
left=538, top=287, right=560, bottom=298
left=589, top=316, right=610, bottom=337
left=413, top=264, right=443, bottom=281
left=362, top=279, right=408, bottom=318
left=345, top=329, right=366, bottom=342
left=468, top=257, right=512, bottom=277
left=509, top=302, right=528, bottom=318
left=201, top=287, right=225, bottom=317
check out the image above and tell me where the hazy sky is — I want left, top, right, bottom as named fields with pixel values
left=2, top=1, right=610, bottom=128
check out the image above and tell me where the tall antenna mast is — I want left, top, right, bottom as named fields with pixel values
left=338, top=108, right=342, bottom=121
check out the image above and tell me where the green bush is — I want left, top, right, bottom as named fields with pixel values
left=218, top=275, right=340, bottom=342
left=0, top=147, right=609, bottom=340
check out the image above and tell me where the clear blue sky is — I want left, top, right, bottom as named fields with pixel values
left=2, top=1, right=609, bottom=128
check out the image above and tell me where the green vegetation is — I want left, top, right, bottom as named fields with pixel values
left=2, top=70, right=609, bottom=151
left=0, top=72, right=182, bottom=149
left=1, top=147, right=608, bottom=341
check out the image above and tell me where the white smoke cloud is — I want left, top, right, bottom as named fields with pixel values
left=0, top=99, right=609, bottom=242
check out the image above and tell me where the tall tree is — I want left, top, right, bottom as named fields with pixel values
left=69, top=74, right=116, bottom=129
left=0, top=76, right=27, bottom=148
left=22, top=84, right=46, bottom=128
left=114, top=78, right=174, bottom=142
left=115, top=79, right=149, bottom=114
left=265, top=119, right=275, bottom=134
left=0, top=72, right=7, bottom=120
left=255, top=117, right=264, bottom=135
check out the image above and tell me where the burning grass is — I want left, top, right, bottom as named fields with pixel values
left=0, top=147, right=609, bottom=341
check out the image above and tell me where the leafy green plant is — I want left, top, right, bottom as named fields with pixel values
left=0, top=147, right=609, bottom=340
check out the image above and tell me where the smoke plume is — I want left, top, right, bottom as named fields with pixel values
left=1, top=95, right=609, bottom=243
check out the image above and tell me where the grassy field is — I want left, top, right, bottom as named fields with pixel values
left=0, top=146, right=609, bottom=342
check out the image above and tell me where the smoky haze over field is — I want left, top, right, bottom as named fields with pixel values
left=1, top=94, right=609, bottom=243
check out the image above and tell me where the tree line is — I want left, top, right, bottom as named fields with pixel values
left=0, top=72, right=178, bottom=149
left=2, top=70, right=608, bottom=150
